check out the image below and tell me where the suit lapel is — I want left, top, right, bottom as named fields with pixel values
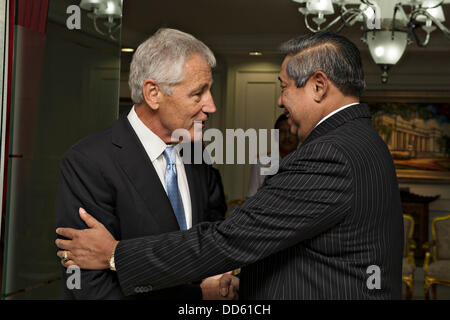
left=111, top=117, right=180, bottom=232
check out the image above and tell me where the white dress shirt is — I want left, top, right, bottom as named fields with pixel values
left=127, top=106, right=192, bottom=229
left=314, top=102, right=360, bottom=129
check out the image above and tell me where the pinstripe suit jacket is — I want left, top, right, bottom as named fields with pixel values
left=115, top=103, right=404, bottom=299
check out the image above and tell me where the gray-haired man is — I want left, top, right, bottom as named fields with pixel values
left=55, top=28, right=238, bottom=300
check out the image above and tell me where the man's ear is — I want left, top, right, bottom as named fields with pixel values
left=142, top=78, right=162, bottom=110
left=309, top=71, right=329, bottom=103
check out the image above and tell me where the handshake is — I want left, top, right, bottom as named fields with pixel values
left=201, top=271, right=240, bottom=300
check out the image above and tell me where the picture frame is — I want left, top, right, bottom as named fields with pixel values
left=362, top=90, right=450, bottom=184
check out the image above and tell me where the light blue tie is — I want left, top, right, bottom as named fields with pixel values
left=163, top=146, right=187, bottom=230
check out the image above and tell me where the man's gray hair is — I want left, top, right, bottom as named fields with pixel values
left=129, top=28, right=216, bottom=104
left=280, top=31, right=365, bottom=97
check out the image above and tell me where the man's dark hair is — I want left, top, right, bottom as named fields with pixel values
left=279, top=31, right=365, bottom=97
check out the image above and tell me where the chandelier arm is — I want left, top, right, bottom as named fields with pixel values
left=335, top=12, right=364, bottom=33
left=391, top=3, right=403, bottom=36
left=304, top=14, right=322, bottom=32
left=339, top=8, right=364, bottom=28
left=360, top=0, right=376, bottom=6
left=108, top=21, right=121, bottom=41
left=306, top=4, right=358, bottom=33
left=323, top=15, right=349, bottom=30
left=321, top=12, right=358, bottom=32
left=409, top=24, right=431, bottom=47
left=305, top=12, right=351, bottom=33
left=422, top=31, right=431, bottom=46
left=411, top=9, right=450, bottom=40
left=111, top=22, right=122, bottom=34
left=92, top=16, right=107, bottom=36
left=306, top=7, right=364, bottom=33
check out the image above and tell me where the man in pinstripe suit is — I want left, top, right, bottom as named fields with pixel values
left=57, top=31, right=404, bottom=299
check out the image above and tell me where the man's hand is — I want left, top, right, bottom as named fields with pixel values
left=200, top=272, right=239, bottom=300
left=55, top=208, right=118, bottom=270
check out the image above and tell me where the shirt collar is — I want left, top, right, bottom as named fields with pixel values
left=127, top=106, right=176, bottom=162
left=314, top=102, right=360, bottom=129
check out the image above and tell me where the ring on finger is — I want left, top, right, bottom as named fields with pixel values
left=62, top=251, right=68, bottom=263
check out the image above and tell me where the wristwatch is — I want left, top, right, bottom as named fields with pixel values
left=109, top=249, right=116, bottom=271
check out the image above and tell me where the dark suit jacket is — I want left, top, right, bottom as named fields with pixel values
left=55, top=116, right=226, bottom=299
left=113, top=103, right=404, bottom=299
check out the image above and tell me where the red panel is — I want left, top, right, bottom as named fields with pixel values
left=17, top=0, right=49, bottom=34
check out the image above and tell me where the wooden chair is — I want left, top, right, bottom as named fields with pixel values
left=402, top=214, right=416, bottom=299
left=423, top=214, right=450, bottom=299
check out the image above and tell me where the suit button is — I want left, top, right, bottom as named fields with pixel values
left=134, top=287, right=142, bottom=293
left=147, top=285, right=153, bottom=291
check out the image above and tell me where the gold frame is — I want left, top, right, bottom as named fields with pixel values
left=423, top=213, right=450, bottom=299
left=402, top=214, right=416, bottom=299
left=361, top=92, right=450, bottom=184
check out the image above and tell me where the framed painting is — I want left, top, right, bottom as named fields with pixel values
left=362, top=91, right=450, bottom=184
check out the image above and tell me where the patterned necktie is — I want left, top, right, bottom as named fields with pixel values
left=163, top=146, right=187, bottom=230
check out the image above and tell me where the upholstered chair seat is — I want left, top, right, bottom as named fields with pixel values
left=424, top=260, right=450, bottom=280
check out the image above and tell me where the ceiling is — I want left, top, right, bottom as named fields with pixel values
left=123, top=0, right=305, bottom=36
left=121, top=0, right=450, bottom=55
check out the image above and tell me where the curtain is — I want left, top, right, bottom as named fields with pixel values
left=17, top=0, right=49, bottom=34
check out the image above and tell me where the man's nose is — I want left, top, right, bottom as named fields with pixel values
left=202, top=92, right=216, bottom=114
left=277, top=95, right=284, bottom=109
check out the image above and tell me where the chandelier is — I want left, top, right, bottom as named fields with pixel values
left=292, top=0, right=450, bottom=83
left=79, top=0, right=122, bottom=40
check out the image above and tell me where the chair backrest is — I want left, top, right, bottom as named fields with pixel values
left=403, top=214, right=414, bottom=258
left=432, top=214, right=450, bottom=260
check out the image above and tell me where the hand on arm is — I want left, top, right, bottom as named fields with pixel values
left=56, top=208, right=118, bottom=270
left=56, top=207, right=240, bottom=300
left=111, top=142, right=354, bottom=295
left=55, top=149, right=124, bottom=299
